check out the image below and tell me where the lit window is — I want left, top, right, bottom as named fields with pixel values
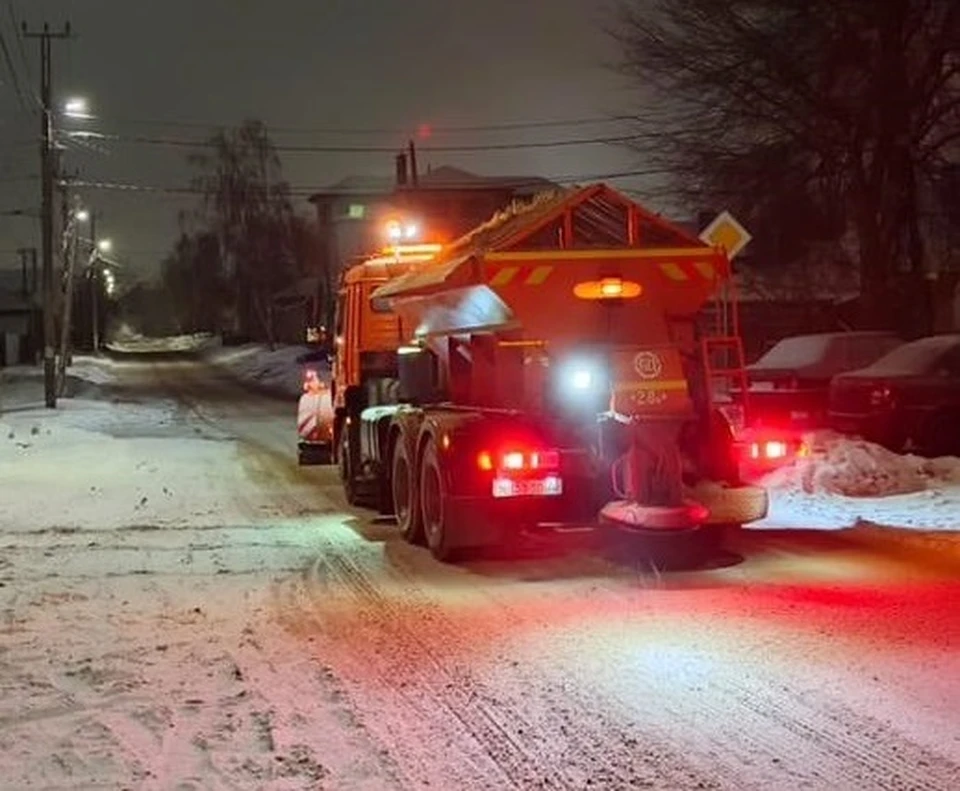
left=348, top=204, right=365, bottom=219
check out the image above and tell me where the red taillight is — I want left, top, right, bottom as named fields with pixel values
left=503, top=451, right=525, bottom=470
left=748, top=438, right=794, bottom=462
left=476, top=447, right=560, bottom=472
left=869, top=386, right=893, bottom=408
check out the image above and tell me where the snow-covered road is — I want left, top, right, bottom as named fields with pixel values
left=2, top=355, right=959, bottom=790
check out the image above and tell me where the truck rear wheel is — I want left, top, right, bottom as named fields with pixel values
left=420, top=438, right=458, bottom=562
left=392, top=438, right=423, bottom=544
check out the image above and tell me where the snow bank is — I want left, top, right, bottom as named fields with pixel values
left=756, top=432, right=960, bottom=531
left=108, top=326, right=216, bottom=353
left=764, top=432, right=940, bottom=498
left=205, top=343, right=322, bottom=399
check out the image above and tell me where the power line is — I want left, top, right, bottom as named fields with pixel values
left=64, top=167, right=669, bottom=197
left=0, top=24, right=29, bottom=113
left=5, top=1, right=36, bottom=107
left=93, top=114, right=633, bottom=137
left=75, top=131, right=645, bottom=155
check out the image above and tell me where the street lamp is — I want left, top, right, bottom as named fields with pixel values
left=97, top=238, right=112, bottom=253
left=63, top=97, right=92, bottom=120
left=74, top=208, right=89, bottom=223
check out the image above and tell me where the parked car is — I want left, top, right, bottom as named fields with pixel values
left=745, top=331, right=902, bottom=429
left=828, top=334, right=960, bottom=456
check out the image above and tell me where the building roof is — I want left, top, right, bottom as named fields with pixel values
left=403, top=165, right=555, bottom=195
left=309, top=174, right=397, bottom=200
left=309, top=166, right=557, bottom=203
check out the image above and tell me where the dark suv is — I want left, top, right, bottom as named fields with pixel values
left=828, top=334, right=960, bottom=456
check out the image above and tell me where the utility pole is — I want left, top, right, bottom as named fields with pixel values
left=24, top=21, right=71, bottom=408
left=56, top=198, right=80, bottom=396
left=90, top=211, right=100, bottom=353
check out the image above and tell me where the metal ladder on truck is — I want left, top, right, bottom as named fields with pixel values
left=701, top=280, right=749, bottom=437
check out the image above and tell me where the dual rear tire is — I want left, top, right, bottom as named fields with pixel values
left=392, top=437, right=458, bottom=562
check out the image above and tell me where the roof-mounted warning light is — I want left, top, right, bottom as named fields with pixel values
left=385, top=218, right=421, bottom=243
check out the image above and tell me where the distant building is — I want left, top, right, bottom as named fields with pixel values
left=308, top=164, right=556, bottom=270
left=308, top=174, right=397, bottom=275
left=0, top=260, right=40, bottom=366
left=295, top=163, right=557, bottom=338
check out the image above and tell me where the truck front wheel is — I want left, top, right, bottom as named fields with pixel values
left=392, top=438, right=423, bottom=544
left=420, top=438, right=458, bottom=562
left=339, top=428, right=360, bottom=506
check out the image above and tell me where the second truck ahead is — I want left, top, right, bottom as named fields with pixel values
left=309, top=184, right=769, bottom=560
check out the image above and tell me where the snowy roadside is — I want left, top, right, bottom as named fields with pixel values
left=1, top=357, right=250, bottom=531
left=0, top=358, right=400, bottom=789
left=754, top=431, right=960, bottom=537
left=104, top=328, right=318, bottom=400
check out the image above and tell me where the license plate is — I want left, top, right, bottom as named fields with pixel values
left=790, top=411, right=810, bottom=421
left=492, top=476, right=563, bottom=499
left=749, top=381, right=776, bottom=392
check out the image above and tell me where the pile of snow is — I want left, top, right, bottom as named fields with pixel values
left=206, top=343, right=321, bottom=399
left=756, top=432, right=960, bottom=531
left=1, top=357, right=119, bottom=410
left=108, top=326, right=216, bottom=353
left=765, top=432, right=939, bottom=498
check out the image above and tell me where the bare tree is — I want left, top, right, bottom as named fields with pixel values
left=613, top=0, right=960, bottom=333
left=188, top=120, right=300, bottom=344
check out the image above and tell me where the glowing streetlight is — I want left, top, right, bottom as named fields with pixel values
left=74, top=209, right=90, bottom=223
left=64, top=97, right=92, bottom=119
left=97, top=238, right=112, bottom=253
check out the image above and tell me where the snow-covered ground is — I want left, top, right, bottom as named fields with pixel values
left=1, top=359, right=399, bottom=788
left=3, top=357, right=960, bottom=789
left=755, top=432, right=960, bottom=532
left=105, top=328, right=318, bottom=399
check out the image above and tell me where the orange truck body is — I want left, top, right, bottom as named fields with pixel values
left=310, top=184, right=769, bottom=560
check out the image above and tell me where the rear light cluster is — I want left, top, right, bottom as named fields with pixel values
left=750, top=440, right=789, bottom=461
left=476, top=446, right=563, bottom=499
left=745, top=437, right=807, bottom=463
left=476, top=449, right=560, bottom=472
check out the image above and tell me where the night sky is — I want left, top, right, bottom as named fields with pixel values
left=2, top=0, right=650, bottom=280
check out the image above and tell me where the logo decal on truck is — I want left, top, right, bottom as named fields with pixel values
left=633, top=351, right=663, bottom=380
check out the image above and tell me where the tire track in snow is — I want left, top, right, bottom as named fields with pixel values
left=273, top=543, right=728, bottom=790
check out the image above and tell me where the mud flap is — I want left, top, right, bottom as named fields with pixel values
left=297, top=388, right=334, bottom=465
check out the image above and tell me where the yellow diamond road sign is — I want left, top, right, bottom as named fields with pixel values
left=700, top=210, right=752, bottom=259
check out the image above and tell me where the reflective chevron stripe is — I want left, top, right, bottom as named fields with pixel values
left=488, top=265, right=555, bottom=286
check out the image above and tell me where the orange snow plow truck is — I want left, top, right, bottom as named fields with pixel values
left=310, top=185, right=768, bottom=561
